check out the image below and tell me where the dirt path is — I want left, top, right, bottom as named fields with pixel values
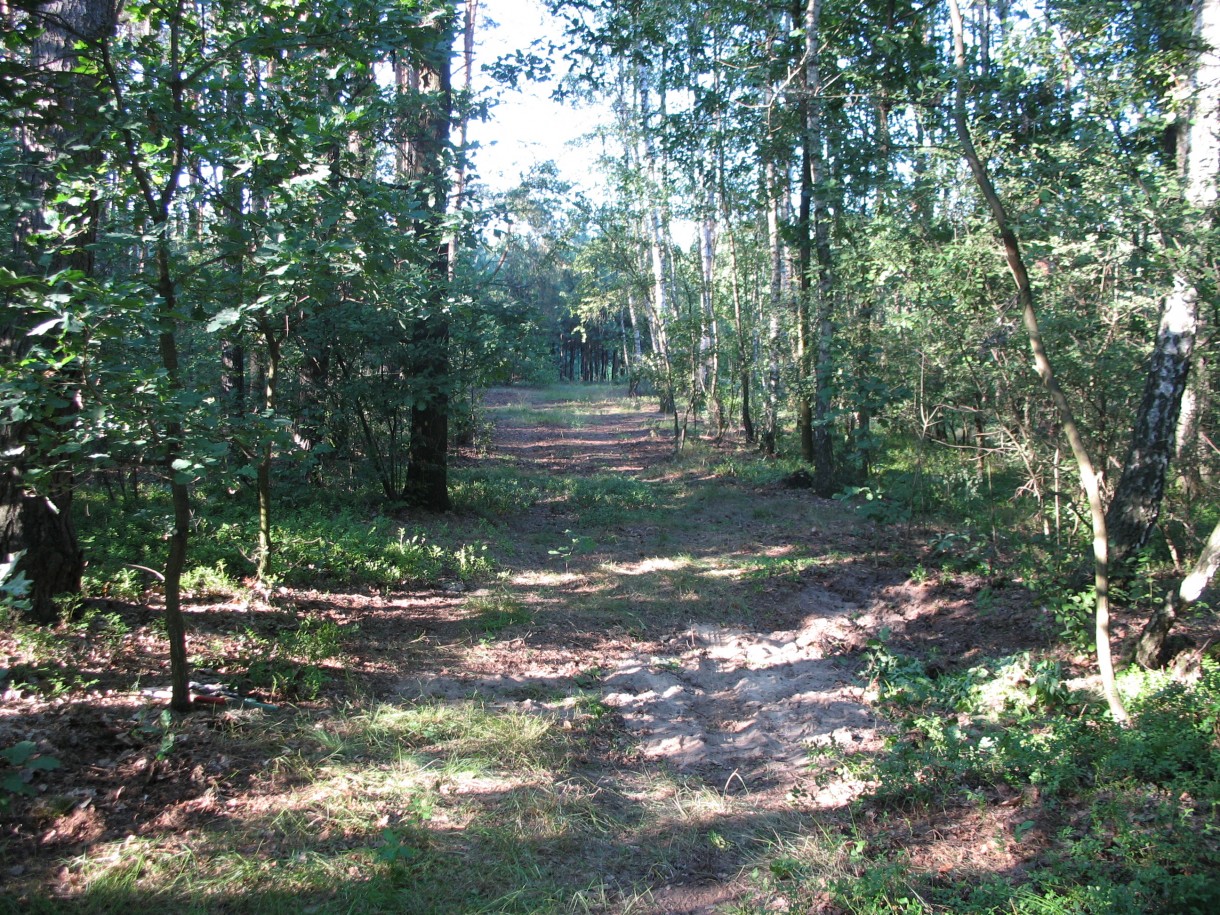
left=415, top=390, right=882, bottom=782
left=399, top=389, right=918, bottom=910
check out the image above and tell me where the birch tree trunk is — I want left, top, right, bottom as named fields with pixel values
left=1136, top=519, right=1220, bottom=668
left=1107, top=0, right=1220, bottom=570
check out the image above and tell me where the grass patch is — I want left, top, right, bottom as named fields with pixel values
left=314, top=701, right=566, bottom=774
left=467, top=591, right=532, bottom=638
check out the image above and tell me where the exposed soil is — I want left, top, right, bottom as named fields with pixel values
left=1, top=387, right=1102, bottom=912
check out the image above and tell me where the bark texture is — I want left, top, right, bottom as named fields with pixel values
left=401, top=17, right=454, bottom=512
left=1136, top=519, right=1220, bottom=668
left=1107, top=0, right=1220, bottom=569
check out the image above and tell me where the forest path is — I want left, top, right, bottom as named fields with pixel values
left=401, top=386, right=929, bottom=912
left=413, top=386, right=885, bottom=785
left=0, top=385, right=1044, bottom=914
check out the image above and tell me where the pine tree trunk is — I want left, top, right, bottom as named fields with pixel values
left=2, top=0, right=118, bottom=622
left=400, top=18, right=454, bottom=512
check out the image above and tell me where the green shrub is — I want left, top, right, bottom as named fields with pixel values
left=803, top=654, right=1220, bottom=914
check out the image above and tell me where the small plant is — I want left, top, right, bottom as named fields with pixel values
left=548, top=529, right=593, bottom=570
left=1, top=741, right=61, bottom=807
left=575, top=692, right=610, bottom=723
left=573, top=666, right=605, bottom=690
left=1039, top=583, right=1096, bottom=651
left=288, top=616, right=344, bottom=664
left=131, top=708, right=179, bottom=760
left=181, top=560, right=240, bottom=597
left=975, top=585, right=996, bottom=612
left=0, top=552, right=31, bottom=617
left=833, top=484, right=912, bottom=524
left=242, top=615, right=347, bottom=699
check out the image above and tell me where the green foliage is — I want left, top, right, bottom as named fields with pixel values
left=806, top=652, right=1220, bottom=914
left=1031, top=580, right=1098, bottom=652
left=547, top=529, right=594, bottom=568
left=1, top=741, right=60, bottom=807
left=563, top=474, right=658, bottom=525
left=180, top=561, right=241, bottom=598
left=449, top=467, right=548, bottom=517
left=241, top=615, right=348, bottom=700
left=745, top=553, right=817, bottom=583
left=76, top=488, right=495, bottom=594
left=833, top=484, right=913, bottom=525
left=129, top=708, right=179, bottom=762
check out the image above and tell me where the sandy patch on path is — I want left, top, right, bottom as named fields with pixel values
left=401, top=591, right=885, bottom=802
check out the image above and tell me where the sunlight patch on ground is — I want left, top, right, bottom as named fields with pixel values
left=602, top=555, right=745, bottom=581
left=605, top=556, right=693, bottom=576
left=510, top=569, right=582, bottom=588
left=701, top=566, right=747, bottom=579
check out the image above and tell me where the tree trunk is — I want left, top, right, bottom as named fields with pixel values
left=255, top=318, right=281, bottom=581
left=1136, top=519, right=1220, bottom=668
left=794, top=0, right=835, bottom=492
left=156, top=243, right=193, bottom=714
left=1106, top=0, right=1219, bottom=570
left=1, top=0, right=117, bottom=621
left=806, top=0, right=835, bottom=495
left=948, top=0, right=1127, bottom=723
left=795, top=16, right=815, bottom=465
left=762, top=161, right=785, bottom=456
left=400, top=16, right=454, bottom=512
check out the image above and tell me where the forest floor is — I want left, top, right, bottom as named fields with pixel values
left=1, top=386, right=1114, bottom=913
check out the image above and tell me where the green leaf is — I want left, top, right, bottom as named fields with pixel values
left=1, top=741, right=36, bottom=766
left=206, top=307, right=243, bottom=333
left=27, top=317, right=62, bottom=337
left=1, top=772, right=32, bottom=796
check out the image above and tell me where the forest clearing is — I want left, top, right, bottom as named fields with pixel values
left=3, top=386, right=1218, bottom=913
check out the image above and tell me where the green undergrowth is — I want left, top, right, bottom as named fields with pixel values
left=75, top=486, right=496, bottom=597
left=562, top=472, right=662, bottom=526
left=449, top=465, right=551, bottom=517
left=742, top=645, right=1220, bottom=914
